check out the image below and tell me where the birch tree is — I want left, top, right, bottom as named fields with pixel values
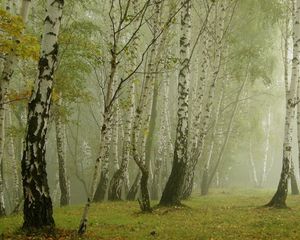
left=0, top=0, right=32, bottom=217
left=21, top=0, right=64, bottom=228
left=160, top=0, right=191, bottom=206
left=54, top=93, right=70, bottom=206
left=266, top=0, right=300, bottom=208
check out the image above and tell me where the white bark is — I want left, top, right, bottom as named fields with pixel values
left=55, top=94, right=70, bottom=206
left=7, top=105, right=20, bottom=208
left=0, top=105, right=5, bottom=216
left=22, top=0, right=64, bottom=228
left=249, top=137, right=259, bottom=187
left=160, top=0, right=191, bottom=205
left=267, top=0, right=300, bottom=207
left=260, top=105, right=271, bottom=187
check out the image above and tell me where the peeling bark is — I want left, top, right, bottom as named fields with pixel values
left=21, top=0, right=64, bottom=229
left=108, top=83, right=135, bottom=201
left=266, top=0, right=300, bottom=208
left=182, top=1, right=226, bottom=199
left=159, top=0, right=191, bottom=206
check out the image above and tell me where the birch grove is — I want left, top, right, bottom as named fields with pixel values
left=1, top=0, right=300, bottom=237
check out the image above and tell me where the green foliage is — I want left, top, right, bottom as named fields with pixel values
left=0, top=9, right=40, bottom=60
left=227, top=0, right=283, bottom=84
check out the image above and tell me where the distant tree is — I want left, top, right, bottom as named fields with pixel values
left=0, top=0, right=34, bottom=217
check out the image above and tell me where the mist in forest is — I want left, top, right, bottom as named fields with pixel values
left=1, top=0, right=300, bottom=239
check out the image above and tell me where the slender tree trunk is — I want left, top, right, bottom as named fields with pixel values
left=93, top=9, right=119, bottom=202
left=260, top=105, right=271, bottom=187
left=93, top=47, right=117, bottom=202
left=132, top=98, right=152, bottom=211
left=249, top=137, right=259, bottom=187
left=108, top=82, right=135, bottom=201
left=21, top=0, right=64, bottom=229
left=159, top=0, right=191, bottom=206
left=55, top=95, right=70, bottom=206
left=145, top=78, right=159, bottom=182
left=127, top=172, right=141, bottom=201
left=206, top=75, right=247, bottom=192
left=0, top=0, right=31, bottom=109
left=78, top=112, right=112, bottom=234
left=182, top=1, right=225, bottom=199
left=151, top=111, right=166, bottom=200
left=7, top=105, right=21, bottom=210
left=201, top=87, right=224, bottom=196
left=0, top=106, right=5, bottom=217
left=92, top=113, right=113, bottom=202
left=266, top=0, right=300, bottom=208
left=0, top=0, right=32, bottom=217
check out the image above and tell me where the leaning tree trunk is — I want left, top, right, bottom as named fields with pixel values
left=159, top=0, right=191, bottom=206
left=55, top=94, right=70, bottom=206
left=266, top=0, right=300, bottom=208
left=21, top=0, right=64, bottom=229
left=131, top=88, right=153, bottom=211
left=206, top=74, right=248, bottom=192
left=127, top=172, right=141, bottom=201
left=78, top=112, right=112, bottom=234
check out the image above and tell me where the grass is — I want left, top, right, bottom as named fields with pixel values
left=1, top=189, right=300, bottom=239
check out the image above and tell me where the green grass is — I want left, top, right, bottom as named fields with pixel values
left=1, top=189, right=300, bottom=239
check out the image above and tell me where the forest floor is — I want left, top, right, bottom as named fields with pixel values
left=1, top=189, right=300, bottom=239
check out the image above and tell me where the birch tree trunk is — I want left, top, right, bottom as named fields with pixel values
left=290, top=159, right=299, bottom=194
left=0, top=0, right=31, bottom=106
left=55, top=94, right=70, bottom=206
left=93, top=1, right=120, bottom=202
left=260, top=105, right=271, bottom=187
left=21, top=0, right=64, bottom=229
left=0, top=0, right=32, bottom=217
left=151, top=73, right=170, bottom=200
left=266, top=0, right=300, bottom=208
left=108, top=83, right=135, bottom=201
left=7, top=105, right=21, bottom=211
left=201, top=86, right=224, bottom=196
left=159, top=0, right=191, bottom=206
left=127, top=171, right=141, bottom=201
left=182, top=1, right=225, bottom=199
left=0, top=107, right=5, bottom=217
left=249, top=137, right=259, bottom=188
